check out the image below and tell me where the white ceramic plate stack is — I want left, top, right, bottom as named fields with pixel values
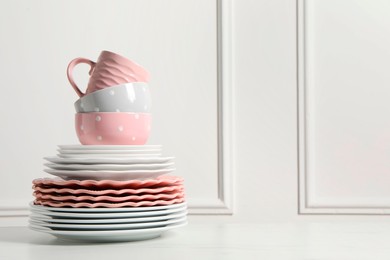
left=29, top=145, right=187, bottom=242
left=45, top=145, right=174, bottom=181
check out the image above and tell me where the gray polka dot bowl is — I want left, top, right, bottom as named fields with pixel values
left=75, top=112, right=151, bottom=145
left=74, top=82, right=151, bottom=113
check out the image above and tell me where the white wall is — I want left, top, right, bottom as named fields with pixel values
left=2, top=0, right=390, bottom=226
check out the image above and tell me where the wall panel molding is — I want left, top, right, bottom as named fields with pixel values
left=298, top=0, right=390, bottom=215
left=189, top=0, right=234, bottom=215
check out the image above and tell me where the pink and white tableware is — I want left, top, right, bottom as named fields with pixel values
left=67, top=50, right=150, bottom=97
left=75, top=112, right=151, bottom=145
left=74, top=82, right=151, bottom=113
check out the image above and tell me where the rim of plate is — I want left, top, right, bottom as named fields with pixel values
left=44, top=157, right=174, bottom=164
left=29, top=210, right=188, bottom=224
left=29, top=201, right=187, bottom=213
left=28, top=221, right=188, bottom=236
left=29, top=205, right=187, bottom=219
left=58, top=145, right=162, bottom=150
left=28, top=216, right=187, bottom=230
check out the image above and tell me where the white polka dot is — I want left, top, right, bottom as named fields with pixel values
left=97, top=136, right=102, bottom=141
left=80, top=125, right=84, bottom=131
left=115, top=109, right=120, bottom=112
left=95, top=116, right=101, bottom=121
left=134, top=114, right=139, bottom=119
left=118, top=126, right=124, bottom=132
left=109, top=90, right=115, bottom=96
left=94, top=107, right=100, bottom=112
left=132, top=136, right=136, bottom=141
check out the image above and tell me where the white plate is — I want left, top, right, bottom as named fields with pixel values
left=44, top=168, right=175, bottom=181
left=45, top=162, right=175, bottom=171
left=29, top=206, right=187, bottom=219
left=30, top=201, right=186, bottom=213
left=29, top=221, right=187, bottom=242
left=57, top=153, right=161, bottom=158
left=44, top=156, right=174, bottom=165
left=29, top=210, right=188, bottom=224
left=58, top=149, right=162, bottom=155
left=58, top=145, right=162, bottom=150
left=29, top=216, right=186, bottom=230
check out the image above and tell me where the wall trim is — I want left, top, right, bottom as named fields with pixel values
left=188, top=0, right=234, bottom=215
left=297, top=0, right=389, bottom=215
left=0, top=0, right=234, bottom=218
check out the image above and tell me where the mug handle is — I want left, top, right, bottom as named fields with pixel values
left=66, top=58, right=96, bottom=97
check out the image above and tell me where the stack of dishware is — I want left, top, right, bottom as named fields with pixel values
left=29, top=145, right=187, bottom=242
left=28, top=51, right=187, bottom=242
left=29, top=174, right=186, bottom=242
left=44, top=145, right=174, bottom=181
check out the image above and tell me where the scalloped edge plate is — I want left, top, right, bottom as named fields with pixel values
left=32, top=175, right=183, bottom=189
left=34, top=197, right=185, bottom=208
left=33, top=191, right=185, bottom=202
left=33, top=184, right=184, bottom=195
left=30, top=201, right=187, bottom=213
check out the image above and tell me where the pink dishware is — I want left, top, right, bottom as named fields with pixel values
left=34, top=197, right=186, bottom=208
left=67, top=50, right=150, bottom=97
left=33, top=191, right=185, bottom=203
left=33, top=175, right=184, bottom=189
left=75, top=112, right=151, bottom=145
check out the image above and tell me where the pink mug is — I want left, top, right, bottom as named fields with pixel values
left=67, top=50, right=150, bottom=97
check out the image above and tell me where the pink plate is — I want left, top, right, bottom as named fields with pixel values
left=34, top=197, right=185, bottom=208
left=33, top=191, right=185, bottom=202
left=32, top=175, right=183, bottom=189
left=33, top=185, right=184, bottom=195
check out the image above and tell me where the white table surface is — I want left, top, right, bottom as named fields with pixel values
left=1, top=217, right=390, bottom=260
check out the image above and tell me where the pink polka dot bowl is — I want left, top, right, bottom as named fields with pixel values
left=75, top=112, right=151, bottom=145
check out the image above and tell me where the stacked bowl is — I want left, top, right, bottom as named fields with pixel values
left=67, top=50, right=152, bottom=145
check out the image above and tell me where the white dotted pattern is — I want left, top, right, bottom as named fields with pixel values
left=79, top=113, right=150, bottom=144
left=109, top=90, right=115, bottom=95
left=94, top=107, right=100, bottom=112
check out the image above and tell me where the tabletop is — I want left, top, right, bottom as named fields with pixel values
left=1, top=218, right=390, bottom=260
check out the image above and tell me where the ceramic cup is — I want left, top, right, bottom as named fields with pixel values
left=75, top=112, right=151, bottom=145
left=74, top=82, right=151, bottom=113
left=67, top=50, right=150, bottom=97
